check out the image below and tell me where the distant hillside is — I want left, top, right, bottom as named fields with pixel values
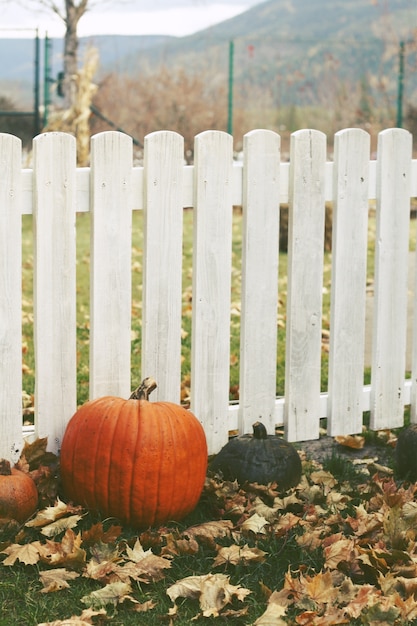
left=127, top=0, right=417, bottom=105
left=1, top=0, right=416, bottom=109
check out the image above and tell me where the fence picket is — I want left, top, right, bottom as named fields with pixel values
left=141, top=131, right=184, bottom=402
left=285, top=129, right=327, bottom=442
left=239, top=129, right=280, bottom=436
left=32, top=133, right=77, bottom=453
left=89, top=131, right=133, bottom=400
left=327, top=128, right=370, bottom=435
left=191, top=131, right=234, bottom=454
left=370, top=128, right=412, bottom=429
left=0, top=134, right=22, bottom=460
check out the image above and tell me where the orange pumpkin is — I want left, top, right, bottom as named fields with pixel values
left=0, top=459, right=38, bottom=522
left=60, top=378, right=208, bottom=528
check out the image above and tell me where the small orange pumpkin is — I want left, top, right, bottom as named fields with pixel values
left=0, top=459, right=38, bottom=522
left=60, top=378, right=208, bottom=528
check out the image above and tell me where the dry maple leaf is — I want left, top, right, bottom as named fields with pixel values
left=295, top=525, right=322, bottom=550
left=343, top=584, right=383, bottom=619
left=132, top=599, right=157, bottom=613
left=84, top=558, right=122, bottom=584
left=36, top=608, right=107, bottom=626
left=81, top=581, right=137, bottom=609
left=26, top=498, right=83, bottom=529
left=273, top=511, right=301, bottom=536
left=298, top=570, right=339, bottom=606
left=81, top=522, right=122, bottom=547
left=39, top=529, right=86, bottom=570
left=240, top=513, right=269, bottom=535
left=346, top=504, right=383, bottom=537
left=213, top=543, right=267, bottom=567
left=309, top=470, right=338, bottom=490
left=252, top=498, right=282, bottom=523
left=16, top=437, right=57, bottom=472
left=393, top=593, right=417, bottom=621
left=324, top=538, right=357, bottom=570
left=295, top=607, right=350, bottom=625
left=335, top=434, right=365, bottom=450
left=160, top=531, right=199, bottom=557
left=84, top=541, right=122, bottom=582
left=121, top=553, right=172, bottom=583
left=166, top=572, right=251, bottom=618
left=184, top=519, right=233, bottom=548
left=1, top=540, right=43, bottom=565
left=39, top=568, right=80, bottom=592
left=253, top=590, right=288, bottom=625
left=40, top=514, right=83, bottom=538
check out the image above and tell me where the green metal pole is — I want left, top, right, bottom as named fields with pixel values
left=43, top=33, right=52, bottom=127
left=34, top=29, right=41, bottom=135
left=227, top=40, right=234, bottom=135
left=396, top=40, right=405, bottom=128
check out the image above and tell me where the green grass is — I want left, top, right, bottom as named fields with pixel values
left=21, top=207, right=417, bottom=414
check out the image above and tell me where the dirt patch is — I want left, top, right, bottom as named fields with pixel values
left=296, top=434, right=396, bottom=471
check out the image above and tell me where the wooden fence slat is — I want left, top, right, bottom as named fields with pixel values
left=370, top=128, right=412, bottom=429
left=33, top=132, right=77, bottom=453
left=89, top=131, right=133, bottom=399
left=0, top=134, right=23, bottom=461
left=191, top=131, right=234, bottom=455
left=327, top=128, right=370, bottom=435
left=141, top=131, right=184, bottom=402
left=411, top=246, right=417, bottom=423
left=284, top=129, right=327, bottom=442
left=238, top=129, right=280, bottom=435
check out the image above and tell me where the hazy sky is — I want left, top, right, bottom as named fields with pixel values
left=0, top=1, right=265, bottom=38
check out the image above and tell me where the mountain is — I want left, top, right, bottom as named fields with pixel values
left=127, top=0, right=416, bottom=104
left=1, top=0, right=415, bottom=108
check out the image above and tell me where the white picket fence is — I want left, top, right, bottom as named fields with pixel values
left=1, top=127, right=416, bottom=458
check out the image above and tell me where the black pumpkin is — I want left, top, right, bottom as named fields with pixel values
left=396, top=424, right=417, bottom=481
left=209, top=421, right=302, bottom=490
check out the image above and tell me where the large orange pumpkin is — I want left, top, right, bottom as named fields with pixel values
left=0, top=459, right=38, bottom=522
left=60, top=378, right=208, bottom=528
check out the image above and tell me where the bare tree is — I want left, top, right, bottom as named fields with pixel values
left=8, top=0, right=90, bottom=107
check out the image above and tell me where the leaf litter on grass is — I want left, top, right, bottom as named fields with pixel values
left=2, top=437, right=417, bottom=624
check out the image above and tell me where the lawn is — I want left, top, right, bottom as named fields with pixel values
left=7, top=205, right=417, bottom=625
left=0, top=434, right=409, bottom=626
left=21, top=204, right=390, bottom=411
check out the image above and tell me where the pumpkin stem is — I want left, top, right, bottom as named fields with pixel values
left=129, top=377, right=158, bottom=401
left=0, top=459, right=12, bottom=476
left=252, top=422, right=268, bottom=439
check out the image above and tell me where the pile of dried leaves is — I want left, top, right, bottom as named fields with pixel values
left=2, top=438, right=417, bottom=625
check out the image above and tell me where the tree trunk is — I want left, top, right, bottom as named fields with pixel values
left=63, top=0, right=89, bottom=108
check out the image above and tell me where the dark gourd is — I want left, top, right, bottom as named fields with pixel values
left=209, top=421, right=302, bottom=490
left=396, top=424, right=417, bottom=481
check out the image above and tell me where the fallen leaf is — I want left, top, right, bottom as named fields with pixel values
left=160, top=532, right=199, bottom=557
left=335, top=434, right=365, bottom=449
left=81, top=522, right=122, bottom=546
left=40, top=515, right=83, bottom=537
left=81, top=581, right=136, bottom=609
left=26, top=499, right=83, bottom=529
left=37, top=608, right=107, bottom=626
left=240, top=513, right=269, bottom=535
left=167, top=573, right=251, bottom=618
left=184, top=520, right=233, bottom=548
left=39, top=530, right=87, bottom=570
left=213, top=544, right=267, bottom=567
left=39, top=568, right=79, bottom=592
left=253, top=590, right=288, bottom=625
left=1, top=541, right=43, bottom=565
